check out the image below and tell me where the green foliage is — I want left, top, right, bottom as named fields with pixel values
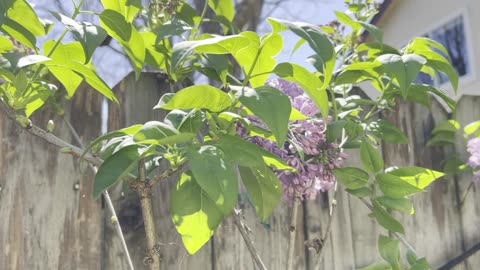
left=0, top=0, right=461, bottom=261
left=236, top=86, right=291, bottom=147
left=170, top=172, right=224, bottom=254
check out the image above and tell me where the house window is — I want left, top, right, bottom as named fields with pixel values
left=415, top=15, right=469, bottom=86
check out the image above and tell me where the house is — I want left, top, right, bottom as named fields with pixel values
left=365, top=0, right=478, bottom=102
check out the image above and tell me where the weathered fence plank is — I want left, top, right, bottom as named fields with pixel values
left=382, top=100, right=468, bottom=269
left=455, top=96, right=480, bottom=269
left=0, top=84, right=103, bottom=270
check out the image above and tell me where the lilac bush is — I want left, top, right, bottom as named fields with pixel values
left=467, top=137, right=480, bottom=185
left=241, top=79, right=346, bottom=205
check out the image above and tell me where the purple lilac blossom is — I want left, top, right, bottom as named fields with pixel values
left=467, top=137, right=480, bottom=185
left=240, top=79, right=346, bottom=205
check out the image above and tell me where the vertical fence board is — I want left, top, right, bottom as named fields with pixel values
left=0, top=84, right=103, bottom=270
left=455, top=96, right=480, bottom=269
left=382, top=100, right=468, bottom=268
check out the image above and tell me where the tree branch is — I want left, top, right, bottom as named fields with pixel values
left=138, top=159, right=161, bottom=270
left=232, top=208, right=268, bottom=270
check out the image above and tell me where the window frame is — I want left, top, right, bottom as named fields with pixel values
left=405, top=7, right=476, bottom=98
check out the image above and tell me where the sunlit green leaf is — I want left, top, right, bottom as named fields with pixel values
left=170, top=172, right=223, bottom=254
left=376, top=173, right=424, bottom=198
left=388, top=166, right=444, bottom=189
left=156, top=84, right=232, bottom=112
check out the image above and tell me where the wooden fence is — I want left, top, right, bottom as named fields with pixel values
left=1, top=72, right=479, bottom=269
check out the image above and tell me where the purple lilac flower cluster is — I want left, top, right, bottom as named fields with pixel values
left=467, top=137, right=480, bottom=185
left=240, top=79, right=346, bottom=205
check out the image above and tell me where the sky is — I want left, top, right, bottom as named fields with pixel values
left=30, top=0, right=347, bottom=87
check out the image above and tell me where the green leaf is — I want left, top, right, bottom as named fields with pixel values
left=409, top=258, right=431, bottom=270
left=171, top=35, right=249, bottom=75
left=405, top=37, right=451, bottom=62
left=358, top=21, right=383, bottom=42
left=346, top=187, right=371, bottom=197
left=388, top=166, right=444, bottom=189
left=237, top=86, right=291, bottom=147
left=176, top=2, right=200, bottom=26
left=368, top=120, right=408, bottom=144
left=376, top=173, right=424, bottom=198
left=268, top=18, right=335, bottom=89
left=5, top=0, right=45, bottom=36
left=427, top=131, right=456, bottom=147
left=170, top=172, right=223, bottom=254
left=406, top=250, right=418, bottom=265
left=156, top=18, right=192, bottom=41
left=333, top=167, right=369, bottom=189
left=326, top=120, right=346, bottom=143
left=410, top=84, right=455, bottom=111
left=47, top=60, right=118, bottom=102
left=378, top=235, right=401, bottom=270
left=99, top=9, right=131, bottom=41
left=376, top=197, right=414, bottom=214
left=376, top=54, right=426, bottom=98
left=1, top=17, right=36, bottom=48
left=99, top=9, right=145, bottom=76
left=415, top=50, right=458, bottom=92
left=233, top=32, right=282, bottom=88
left=273, top=62, right=328, bottom=120
left=132, top=121, right=179, bottom=141
left=465, top=120, right=480, bottom=136
left=215, top=135, right=293, bottom=171
left=141, top=31, right=168, bottom=70
left=43, top=41, right=84, bottom=97
left=100, top=0, right=141, bottom=22
left=360, top=140, right=384, bottom=174
left=372, top=201, right=405, bottom=234
left=356, top=42, right=400, bottom=59
left=155, top=84, right=232, bottom=112
left=94, top=145, right=154, bottom=198
left=83, top=124, right=142, bottom=157
left=208, top=0, right=234, bottom=21
left=357, top=262, right=392, bottom=270
left=51, top=12, right=108, bottom=61
left=239, top=165, right=282, bottom=221
left=0, top=35, right=14, bottom=53
left=432, top=119, right=459, bottom=134
left=187, top=145, right=238, bottom=215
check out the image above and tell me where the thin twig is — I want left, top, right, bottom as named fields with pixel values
left=138, top=159, right=161, bottom=270
left=314, top=182, right=338, bottom=270
left=459, top=181, right=475, bottom=207
left=62, top=116, right=135, bottom=270
left=232, top=208, right=268, bottom=270
left=287, top=195, right=300, bottom=270
left=358, top=197, right=417, bottom=254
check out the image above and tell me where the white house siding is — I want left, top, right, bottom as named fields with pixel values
left=375, top=0, right=480, bottom=99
